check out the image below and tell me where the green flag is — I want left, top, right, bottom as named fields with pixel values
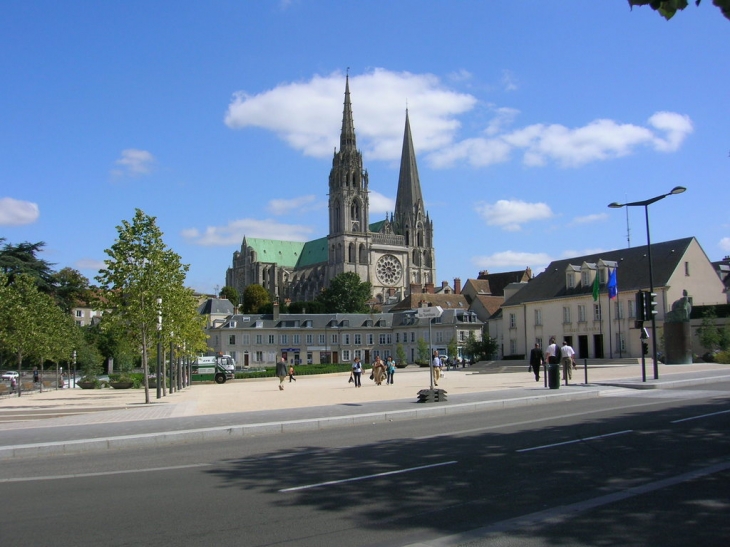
left=592, top=272, right=600, bottom=301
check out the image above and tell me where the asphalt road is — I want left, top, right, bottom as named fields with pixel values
left=1, top=382, right=729, bottom=547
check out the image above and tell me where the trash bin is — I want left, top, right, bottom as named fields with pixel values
left=548, top=363, right=560, bottom=389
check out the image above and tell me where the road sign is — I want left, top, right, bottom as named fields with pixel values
left=416, top=306, right=443, bottom=319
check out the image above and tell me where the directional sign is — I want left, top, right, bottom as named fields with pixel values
left=416, top=306, right=443, bottom=319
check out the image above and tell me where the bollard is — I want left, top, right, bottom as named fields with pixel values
left=584, top=358, right=588, bottom=384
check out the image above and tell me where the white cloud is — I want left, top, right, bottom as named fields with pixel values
left=475, top=199, right=553, bottom=231
left=472, top=250, right=552, bottom=272
left=266, top=195, right=323, bottom=216
left=182, top=218, right=315, bottom=246
left=224, top=69, right=692, bottom=170
left=112, top=149, right=155, bottom=177
left=368, top=191, right=395, bottom=214
left=0, top=197, right=39, bottom=225
left=501, top=69, right=518, bottom=92
left=571, top=213, right=609, bottom=225
left=719, top=237, right=730, bottom=252
left=75, top=258, right=105, bottom=271
left=224, top=68, right=476, bottom=161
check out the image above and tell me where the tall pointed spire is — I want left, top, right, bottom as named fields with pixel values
left=340, top=73, right=357, bottom=151
left=395, top=109, right=424, bottom=218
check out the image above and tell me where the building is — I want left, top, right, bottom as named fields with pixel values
left=225, top=75, right=436, bottom=308
left=495, top=237, right=726, bottom=360
left=206, top=306, right=482, bottom=367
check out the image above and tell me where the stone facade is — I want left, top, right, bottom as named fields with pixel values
left=226, top=76, right=436, bottom=308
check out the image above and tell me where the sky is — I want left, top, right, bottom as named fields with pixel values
left=1, top=1, right=728, bottom=296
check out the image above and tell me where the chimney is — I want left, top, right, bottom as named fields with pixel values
left=424, top=282, right=435, bottom=294
left=273, top=301, right=280, bottom=321
left=454, top=277, right=462, bottom=294
left=410, top=283, right=422, bottom=294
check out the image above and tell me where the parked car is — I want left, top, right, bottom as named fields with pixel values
left=1, top=371, right=19, bottom=380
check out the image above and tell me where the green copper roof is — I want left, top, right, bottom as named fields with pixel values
left=245, top=236, right=327, bottom=269
left=369, top=220, right=385, bottom=232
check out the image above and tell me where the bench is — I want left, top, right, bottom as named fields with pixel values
left=0, top=384, right=8, bottom=396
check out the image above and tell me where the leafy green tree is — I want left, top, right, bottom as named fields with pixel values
left=288, top=300, right=325, bottom=314
left=447, top=336, right=458, bottom=361
left=628, top=0, right=730, bottom=21
left=52, top=267, right=90, bottom=313
left=219, top=286, right=239, bottom=311
left=0, top=238, right=56, bottom=292
left=395, top=343, right=407, bottom=366
left=242, top=284, right=270, bottom=313
left=96, top=209, right=193, bottom=403
left=416, top=337, right=430, bottom=365
left=697, top=307, right=730, bottom=354
left=316, top=272, right=372, bottom=313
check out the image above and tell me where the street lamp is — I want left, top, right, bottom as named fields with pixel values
left=156, top=297, right=162, bottom=399
left=608, top=186, right=686, bottom=380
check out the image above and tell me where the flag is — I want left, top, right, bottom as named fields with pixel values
left=592, top=271, right=600, bottom=301
left=607, top=269, right=618, bottom=300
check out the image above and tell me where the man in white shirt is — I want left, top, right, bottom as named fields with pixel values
left=560, top=340, right=576, bottom=384
left=432, top=351, right=441, bottom=386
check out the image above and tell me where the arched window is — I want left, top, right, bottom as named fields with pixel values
left=348, top=243, right=355, bottom=263
left=359, top=244, right=367, bottom=264
left=412, top=249, right=420, bottom=266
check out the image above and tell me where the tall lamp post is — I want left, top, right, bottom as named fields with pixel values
left=156, top=297, right=162, bottom=399
left=608, top=186, right=686, bottom=379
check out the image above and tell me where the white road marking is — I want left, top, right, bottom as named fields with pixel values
left=279, top=460, right=458, bottom=492
left=671, top=408, right=730, bottom=423
left=516, top=430, right=633, bottom=453
left=0, top=463, right=210, bottom=483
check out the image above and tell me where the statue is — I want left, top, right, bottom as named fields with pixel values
left=665, top=290, right=692, bottom=323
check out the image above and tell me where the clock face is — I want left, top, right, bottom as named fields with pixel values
left=376, top=254, right=402, bottom=285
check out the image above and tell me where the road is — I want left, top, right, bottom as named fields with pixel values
left=1, top=382, right=729, bottom=546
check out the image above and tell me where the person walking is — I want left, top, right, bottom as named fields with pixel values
left=371, top=356, right=386, bottom=385
left=432, top=351, right=442, bottom=386
left=276, top=357, right=288, bottom=390
left=544, top=338, right=560, bottom=366
left=385, top=356, right=396, bottom=385
left=288, top=365, right=296, bottom=383
left=560, top=340, right=576, bottom=384
left=351, top=357, right=363, bottom=387
left=529, top=343, right=543, bottom=382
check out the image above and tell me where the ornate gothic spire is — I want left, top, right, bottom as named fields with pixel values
left=395, top=109, right=424, bottom=220
left=340, top=73, right=357, bottom=151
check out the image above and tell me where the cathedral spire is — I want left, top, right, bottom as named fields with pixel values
left=395, top=109, right=424, bottom=219
left=340, top=73, right=357, bottom=151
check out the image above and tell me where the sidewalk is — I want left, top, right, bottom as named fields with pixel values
left=1, top=361, right=728, bottom=460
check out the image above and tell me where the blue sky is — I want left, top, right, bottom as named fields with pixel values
left=1, top=1, right=728, bottom=295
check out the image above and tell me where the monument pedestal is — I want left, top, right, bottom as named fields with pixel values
left=664, top=321, right=692, bottom=364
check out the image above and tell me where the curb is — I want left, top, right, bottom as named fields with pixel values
left=0, top=389, right=601, bottom=461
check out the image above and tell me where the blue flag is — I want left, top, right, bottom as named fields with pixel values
left=607, top=269, right=618, bottom=300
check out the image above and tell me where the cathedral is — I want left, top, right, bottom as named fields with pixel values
left=225, top=76, right=437, bottom=307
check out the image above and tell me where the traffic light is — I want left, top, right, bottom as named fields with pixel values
left=636, top=291, right=646, bottom=322
left=642, top=341, right=649, bottom=355
left=645, top=292, right=658, bottom=320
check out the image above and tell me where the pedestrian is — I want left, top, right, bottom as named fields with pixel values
left=386, top=356, right=396, bottom=384
left=529, top=343, right=543, bottom=382
left=33, top=367, right=39, bottom=384
left=432, top=351, right=441, bottom=386
left=351, top=357, right=363, bottom=387
left=544, top=337, right=561, bottom=366
left=288, top=365, right=296, bottom=382
left=10, top=377, right=17, bottom=393
left=560, top=340, right=576, bottom=384
left=276, top=357, right=288, bottom=390
left=372, top=356, right=386, bottom=385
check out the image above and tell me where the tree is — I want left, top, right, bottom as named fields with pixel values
left=697, top=307, right=730, bottom=355
left=628, top=0, right=730, bottom=21
left=96, top=209, right=193, bottom=404
left=395, top=343, right=407, bottom=366
left=0, top=238, right=56, bottom=292
left=416, top=337, right=430, bottom=365
left=242, top=284, right=271, bottom=313
left=219, top=286, right=239, bottom=311
left=316, top=272, right=372, bottom=313
left=52, top=267, right=90, bottom=313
